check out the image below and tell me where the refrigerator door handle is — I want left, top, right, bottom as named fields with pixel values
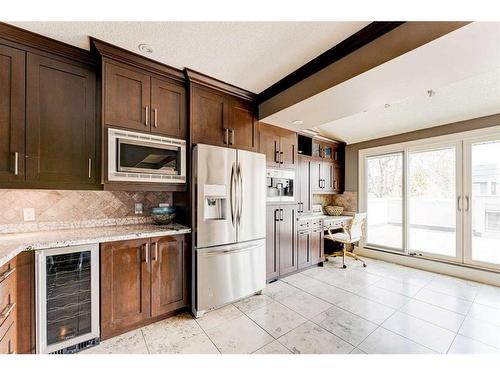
left=237, top=162, right=243, bottom=225
left=230, top=162, right=236, bottom=226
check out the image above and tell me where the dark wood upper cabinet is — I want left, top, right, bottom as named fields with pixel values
left=100, top=238, right=151, bottom=340
left=0, top=43, right=25, bottom=184
left=228, top=98, right=256, bottom=151
left=104, top=63, right=151, bottom=131
left=258, top=123, right=297, bottom=169
left=150, top=235, right=187, bottom=317
left=190, top=85, right=227, bottom=147
left=151, top=78, right=186, bottom=138
left=25, top=53, right=98, bottom=186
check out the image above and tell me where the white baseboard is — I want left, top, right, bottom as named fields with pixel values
left=355, top=247, right=500, bottom=287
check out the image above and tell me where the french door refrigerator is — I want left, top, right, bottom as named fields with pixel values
left=193, top=144, right=266, bottom=317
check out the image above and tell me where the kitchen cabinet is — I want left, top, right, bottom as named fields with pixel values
left=0, top=43, right=25, bottom=184
left=297, top=221, right=324, bottom=269
left=150, top=235, right=188, bottom=317
left=26, top=53, right=98, bottom=186
left=266, top=204, right=297, bottom=281
left=258, top=122, right=297, bottom=169
left=297, top=156, right=311, bottom=214
left=101, top=234, right=188, bottom=339
left=312, top=140, right=341, bottom=161
left=104, top=62, right=187, bottom=139
left=100, top=238, right=151, bottom=339
left=190, top=84, right=257, bottom=151
left=310, top=160, right=337, bottom=193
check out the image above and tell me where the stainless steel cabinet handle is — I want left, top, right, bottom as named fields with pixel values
left=145, top=106, right=149, bottom=126
left=151, top=242, right=158, bottom=261
left=0, top=267, right=15, bottom=283
left=224, top=128, right=229, bottom=144
left=274, top=209, right=279, bottom=222
left=280, top=151, right=284, bottom=164
left=457, top=196, right=462, bottom=212
left=88, top=158, right=92, bottom=179
left=143, top=243, right=150, bottom=263
left=153, top=108, right=158, bottom=127
left=14, top=152, right=19, bottom=175
left=280, top=208, right=284, bottom=221
left=0, top=302, right=16, bottom=321
left=465, top=195, right=470, bottom=211
left=229, top=129, right=234, bottom=145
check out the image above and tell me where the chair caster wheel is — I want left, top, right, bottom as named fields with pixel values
left=342, top=265, right=347, bottom=269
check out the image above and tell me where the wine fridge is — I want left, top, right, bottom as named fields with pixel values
left=36, top=244, right=100, bottom=354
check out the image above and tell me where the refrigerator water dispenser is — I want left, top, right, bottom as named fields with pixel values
left=203, top=184, right=227, bottom=220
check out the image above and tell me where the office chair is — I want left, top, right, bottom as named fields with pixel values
left=325, top=212, right=367, bottom=269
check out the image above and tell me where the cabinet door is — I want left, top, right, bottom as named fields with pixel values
left=26, top=53, right=97, bottom=185
left=150, top=78, right=186, bottom=138
left=279, top=205, right=297, bottom=276
left=0, top=323, right=17, bottom=354
left=266, top=205, right=280, bottom=281
left=322, top=161, right=334, bottom=193
left=279, top=132, right=297, bottom=169
left=333, top=162, right=343, bottom=193
left=104, top=62, right=151, bottom=131
left=0, top=44, right=25, bottom=184
left=310, top=228, right=324, bottom=264
left=258, top=123, right=280, bottom=167
left=310, top=160, right=322, bottom=192
left=229, top=98, right=256, bottom=151
left=191, top=86, right=227, bottom=147
left=312, top=140, right=322, bottom=158
left=298, top=156, right=311, bottom=214
left=297, top=231, right=310, bottom=269
left=151, top=235, right=187, bottom=317
left=100, top=239, right=151, bottom=339
left=322, top=142, right=335, bottom=160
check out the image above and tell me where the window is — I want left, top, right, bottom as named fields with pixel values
left=485, top=210, right=500, bottom=232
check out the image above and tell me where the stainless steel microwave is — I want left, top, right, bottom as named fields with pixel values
left=107, top=128, right=186, bottom=183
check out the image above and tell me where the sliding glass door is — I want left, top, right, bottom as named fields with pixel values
left=365, top=153, right=404, bottom=251
left=361, top=131, right=500, bottom=271
left=407, top=144, right=462, bottom=262
left=464, top=137, right=500, bottom=270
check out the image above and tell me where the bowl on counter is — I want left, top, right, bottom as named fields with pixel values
left=325, top=205, right=344, bottom=216
left=150, top=207, right=176, bottom=225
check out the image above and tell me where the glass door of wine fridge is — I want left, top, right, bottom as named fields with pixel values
left=36, top=244, right=100, bottom=354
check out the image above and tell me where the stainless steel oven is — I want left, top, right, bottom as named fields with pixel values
left=108, top=128, right=186, bottom=184
left=36, top=244, right=100, bottom=354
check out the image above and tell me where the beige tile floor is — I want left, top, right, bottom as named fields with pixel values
left=83, top=256, right=500, bottom=354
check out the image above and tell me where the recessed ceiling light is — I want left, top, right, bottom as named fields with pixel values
left=427, top=89, right=436, bottom=97
left=384, top=103, right=391, bottom=108
left=292, top=120, right=303, bottom=125
left=138, top=44, right=154, bottom=54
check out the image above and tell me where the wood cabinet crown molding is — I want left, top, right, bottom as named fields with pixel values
left=185, top=68, right=257, bottom=102
left=0, top=22, right=95, bottom=66
left=90, top=37, right=185, bottom=83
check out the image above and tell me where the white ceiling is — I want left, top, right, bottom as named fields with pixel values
left=8, top=21, right=369, bottom=93
left=262, top=22, right=500, bottom=144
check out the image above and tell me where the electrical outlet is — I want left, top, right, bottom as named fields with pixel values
left=134, top=203, right=143, bottom=215
left=23, top=207, right=35, bottom=221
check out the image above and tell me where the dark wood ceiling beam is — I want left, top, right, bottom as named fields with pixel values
left=258, top=21, right=470, bottom=120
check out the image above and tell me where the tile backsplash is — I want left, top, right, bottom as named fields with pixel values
left=313, top=191, right=358, bottom=213
left=0, top=190, right=172, bottom=234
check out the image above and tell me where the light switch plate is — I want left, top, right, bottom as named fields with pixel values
left=23, top=207, right=35, bottom=221
left=134, top=203, right=143, bottom=215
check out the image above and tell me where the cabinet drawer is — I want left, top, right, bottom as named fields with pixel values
left=0, top=321, right=17, bottom=354
left=298, top=229, right=310, bottom=236
left=0, top=261, right=17, bottom=344
left=310, top=219, right=323, bottom=228
left=297, top=220, right=310, bottom=229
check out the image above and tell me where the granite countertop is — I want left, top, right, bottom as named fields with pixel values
left=297, top=214, right=353, bottom=221
left=0, top=223, right=191, bottom=267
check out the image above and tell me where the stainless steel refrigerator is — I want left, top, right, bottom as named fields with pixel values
left=193, top=144, right=266, bottom=317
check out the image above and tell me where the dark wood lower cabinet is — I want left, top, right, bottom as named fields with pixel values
left=310, top=227, right=324, bottom=264
left=100, top=234, right=188, bottom=339
left=150, top=235, right=187, bottom=317
left=265, top=204, right=297, bottom=281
